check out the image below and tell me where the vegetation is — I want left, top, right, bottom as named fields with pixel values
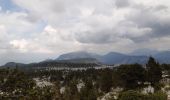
left=116, top=64, right=146, bottom=89
left=118, top=90, right=167, bottom=100
left=0, top=57, right=169, bottom=100
left=146, top=57, right=162, bottom=86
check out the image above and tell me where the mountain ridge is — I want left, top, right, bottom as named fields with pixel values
left=2, top=50, right=170, bottom=68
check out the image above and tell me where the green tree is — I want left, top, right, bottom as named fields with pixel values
left=99, top=69, right=113, bottom=92
left=116, top=64, right=146, bottom=89
left=146, top=57, right=162, bottom=85
left=80, top=79, right=98, bottom=100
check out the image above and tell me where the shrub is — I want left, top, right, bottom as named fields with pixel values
left=118, top=90, right=167, bottom=100
left=146, top=91, right=167, bottom=100
left=118, top=90, right=143, bottom=100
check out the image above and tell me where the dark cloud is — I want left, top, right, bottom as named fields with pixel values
left=115, top=0, right=130, bottom=8
left=75, top=30, right=114, bottom=44
left=154, top=5, right=168, bottom=11
left=127, top=4, right=170, bottom=40
left=22, top=13, right=41, bottom=23
left=151, top=22, right=170, bottom=37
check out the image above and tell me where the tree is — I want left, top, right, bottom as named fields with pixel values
left=62, top=79, right=80, bottom=100
left=1, top=68, right=36, bottom=94
left=79, top=79, right=98, bottom=100
left=99, top=68, right=113, bottom=92
left=116, top=64, right=146, bottom=89
left=146, top=57, right=162, bottom=85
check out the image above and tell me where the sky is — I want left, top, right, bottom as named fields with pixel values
left=0, top=0, right=170, bottom=64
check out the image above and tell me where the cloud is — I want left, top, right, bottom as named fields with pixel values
left=0, top=25, right=7, bottom=38
left=75, top=29, right=114, bottom=44
left=126, top=3, right=170, bottom=38
left=9, top=25, right=82, bottom=54
left=0, top=25, right=12, bottom=51
left=10, top=39, right=30, bottom=53
left=115, top=0, right=130, bottom=8
left=0, top=0, right=170, bottom=64
left=0, top=11, right=45, bottom=36
left=8, top=0, right=170, bottom=44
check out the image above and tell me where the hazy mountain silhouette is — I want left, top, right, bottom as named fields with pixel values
left=2, top=50, right=170, bottom=68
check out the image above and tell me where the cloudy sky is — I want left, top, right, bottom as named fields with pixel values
left=0, top=0, right=170, bottom=64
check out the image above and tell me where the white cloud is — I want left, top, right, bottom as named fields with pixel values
left=10, top=39, right=30, bottom=52
left=0, top=11, right=44, bottom=37
left=0, top=25, right=11, bottom=51
left=0, top=25, right=6, bottom=40
left=9, top=25, right=83, bottom=54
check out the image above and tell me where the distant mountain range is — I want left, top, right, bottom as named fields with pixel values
left=3, top=62, right=26, bottom=68
left=57, top=51, right=100, bottom=61
left=56, top=51, right=148, bottom=65
left=2, top=50, right=170, bottom=68
left=56, top=51, right=170, bottom=65
left=130, top=48, right=159, bottom=56
left=153, top=51, right=170, bottom=64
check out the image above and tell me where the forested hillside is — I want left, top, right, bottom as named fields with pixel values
left=0, top=57, right=169, bottom=100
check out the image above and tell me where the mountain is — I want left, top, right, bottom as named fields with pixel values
left=57, top=58, right=100, bottom=64
left=99, top=52, right=148, bottom=65
left=3, top=62, right=26, bottom=68
left=2, top=50, right=170, bottom=68
left=57, top=51, right=149, bottom=65
left=99, top=52, right=127, bottom=64
left=57, top=51, right=100, bottom=60
left=153, top=51, right=170, bottom=64
left=130, top=48, right=159, bottom=56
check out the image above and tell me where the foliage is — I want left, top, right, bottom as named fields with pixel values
left=144, top=91, right=167, bottom=100
left=99, top=68, right=113, bottom=92
left=118, top=90, right=167, bottom=100
left=116, top=64, right=146, bottom=89
left=146, top=57, right=162, bottom=85
left=0, top=57, right=166, bottom=99
left=118, top=90, right=143, bottom=100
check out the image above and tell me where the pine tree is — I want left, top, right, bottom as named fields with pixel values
left=146, top=57, right=162, bottom=85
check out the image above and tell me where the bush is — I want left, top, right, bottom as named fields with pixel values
left=118, top=90, right=167, bottom=100
left=118, top=90, right=143, bottom=100
left=146, top=91, right=167, bottom=100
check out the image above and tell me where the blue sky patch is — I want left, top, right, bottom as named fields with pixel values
left=0, top=0, right=22, bottom=12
